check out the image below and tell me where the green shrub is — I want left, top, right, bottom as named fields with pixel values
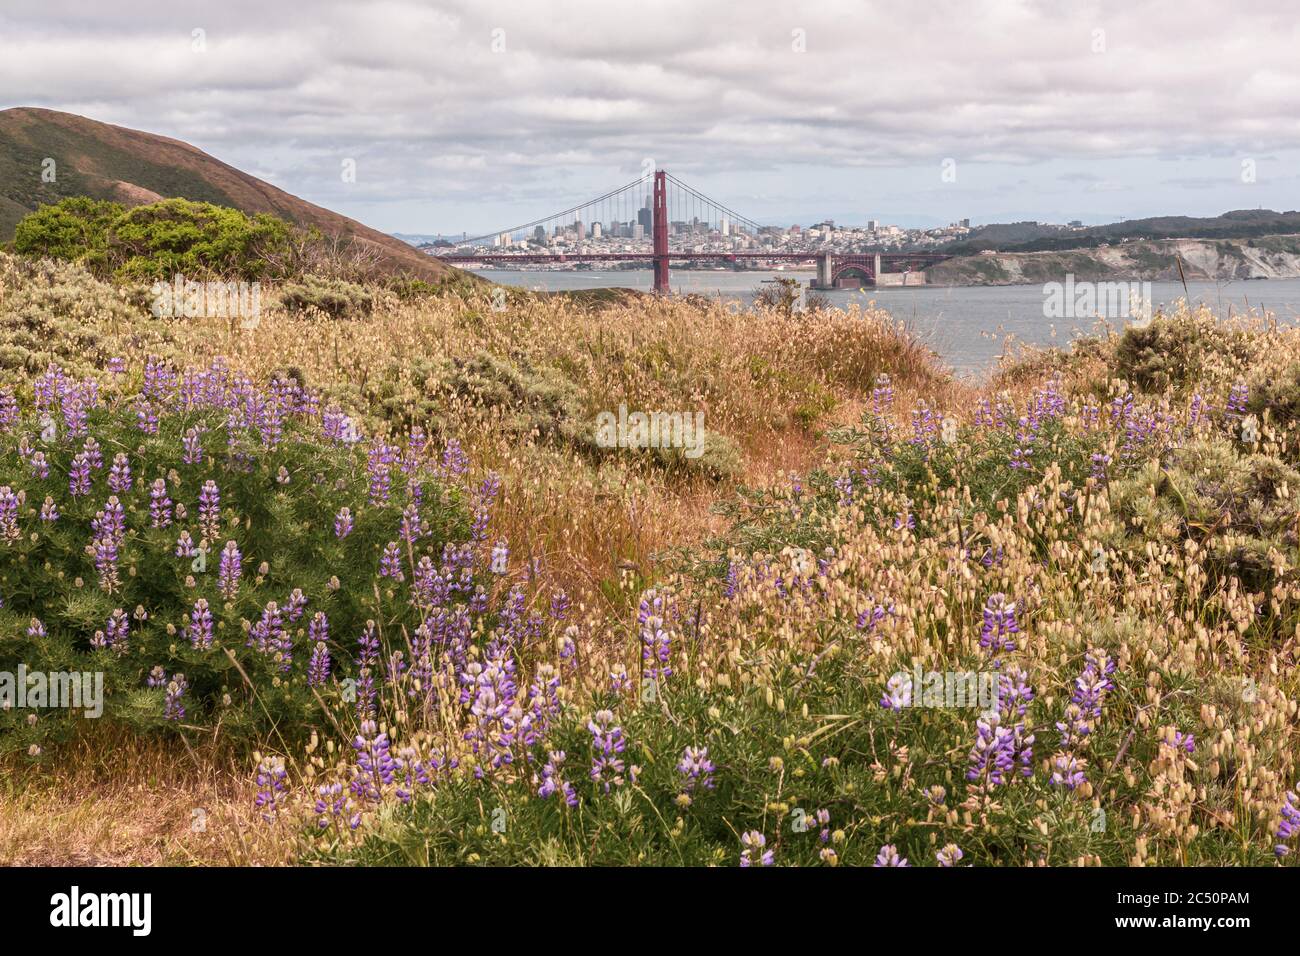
left=1114, top=313, right=1251, bottom=393
left=12, top=197, right=123, bottom=262
left=12, top=197, right=294, bottom=281
left=278, top=275, right=378, bottom=318
left=0, top=362, right=471, bottom=757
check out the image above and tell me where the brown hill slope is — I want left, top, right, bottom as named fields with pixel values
left=0, top=107, right=457, bottom=282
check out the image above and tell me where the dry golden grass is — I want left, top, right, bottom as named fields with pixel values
left=0, top=724, right=296, bottom=866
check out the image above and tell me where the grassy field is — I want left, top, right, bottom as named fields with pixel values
left=2, top=250, right=1299, bottom=867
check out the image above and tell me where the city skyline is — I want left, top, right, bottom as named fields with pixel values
left=3, top=0, right=1299, bottom=235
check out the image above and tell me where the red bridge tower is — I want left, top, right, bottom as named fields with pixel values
left=652, top=169, right=670, bottom=293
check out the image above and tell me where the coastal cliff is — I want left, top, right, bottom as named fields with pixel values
left=927, top=234, right=1300, bottom=285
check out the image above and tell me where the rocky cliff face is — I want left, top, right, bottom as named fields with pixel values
left=927, top=235, right=1300, bottom=285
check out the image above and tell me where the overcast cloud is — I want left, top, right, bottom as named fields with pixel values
left=2, top=0, right=1298, bottom=232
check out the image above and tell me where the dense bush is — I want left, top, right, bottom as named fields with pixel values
left=278, top=275, right=378, bottom=318
left=0, top=358, right=472, bottom=756
left=12, top=197, right=294, bottom=281
left=1114, top=312, right=1251, bottom=393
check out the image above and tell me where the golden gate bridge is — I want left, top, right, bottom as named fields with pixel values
left=433, top=170, right=952, bottom=293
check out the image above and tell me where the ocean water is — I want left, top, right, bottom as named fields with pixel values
left=471, top=267, right=1300, bottom=378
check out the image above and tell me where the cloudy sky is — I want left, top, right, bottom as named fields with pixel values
left=3, top=0, right=1299, bottom=234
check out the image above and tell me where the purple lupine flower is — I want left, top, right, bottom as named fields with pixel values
left=136, top=400, right=159, bottom=434
left=334, top=507, right=353, bottom=538
left=308, top=641, right=332, bottom=686
left=285, top=588, right=308, bottom=622
left=314, top=782, right=360, bottom=831
left=107, top=453, right=132, bottom=493
left=871, top=373, right=894, bottom=419
left=1275, top=783, right=1300, bottom=857
left=609, top=664, right=631, bottom=696
left=723, top=561, right=740, bottom=600
left=587, top=709, right=630, bottom=793
left=398, top=503, right=422, bottom=544
left=936, top=844, right=964, bottom=867
left=147, top=665, right=168, bottom=688
left=1049, top=753, right=1087, bottom=790
left=550, top=589, right=571, bottom=621
left=80, top=437, right=102, bottom=470
left=1009, top=416, right=1036, bottom=470
left=175, top=531, right=198, bottom=558
left=198, top=480, right=221, bottom=540
left=149, top=478, right=172, bottom=528
left=966, top=711, right=1036, bottom=788
left=880, top=671, right=913, bottom=710
left=68, top=453, right=93, bottom=497
left=28, top=451, right=49, bottom=480
left=910, top=400, right=936, bottom=449
left=27, top=618, right=46, bottom=638
left=980, top=593, right=1019, bottom=655
left=441, top=438, right=469, bottom=477
left=834, top=473, right=854, bottom=507
left=677, top=746, right=716, bottom=792
left=0, top=389, right=17, bottom=432
left=164, top=673, right=187, bottom=720
left=379, top=541, right=405, bottom=581
left=857, top=601, right=889, bottom=633
left=254, top=756, right=288, bottom=820
left=366, top=443, right=394, bottom=505
left=218, top=540, right=242, bottom=600
left=91, top=496, right=126, bottom=545
left=103, top=607, right=130, bottom=649
left=189, top=598, right=214, bottom=649
left=0, top=487, right=19, bottom=542
left=62, top=394, right=87, bottom=438
left=39, top=496, right=59, bottom=522
left=1225, top=381, right=1248, bottom=419
left=92, top=535, right=121, bottom=593
left=537, top=750, right=579, bottom=807
left=639, top=602, right=672, bottom=681
left=351, top=719, right=397, bottom=804
left=490, top=539, right=509, bottom=575
left=182, top=427, right=204, bottom=464
left=740, top=831, right=774, bottom=867
left=355, top=621, right=381, bottom=720
left=1056, top=651, right=1116, bottom=752
left=874, top=844, right=910, bottom=867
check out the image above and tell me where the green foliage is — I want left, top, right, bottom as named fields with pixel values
left=278, top=275, right=377, bottom=318
left=1114, top=314, right=1251, bottom=393
left=0, top=386, right=470, bottom=757
left=12, top=197, right=294, bottom=281
left=12, top=197, right=123, bottom=262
